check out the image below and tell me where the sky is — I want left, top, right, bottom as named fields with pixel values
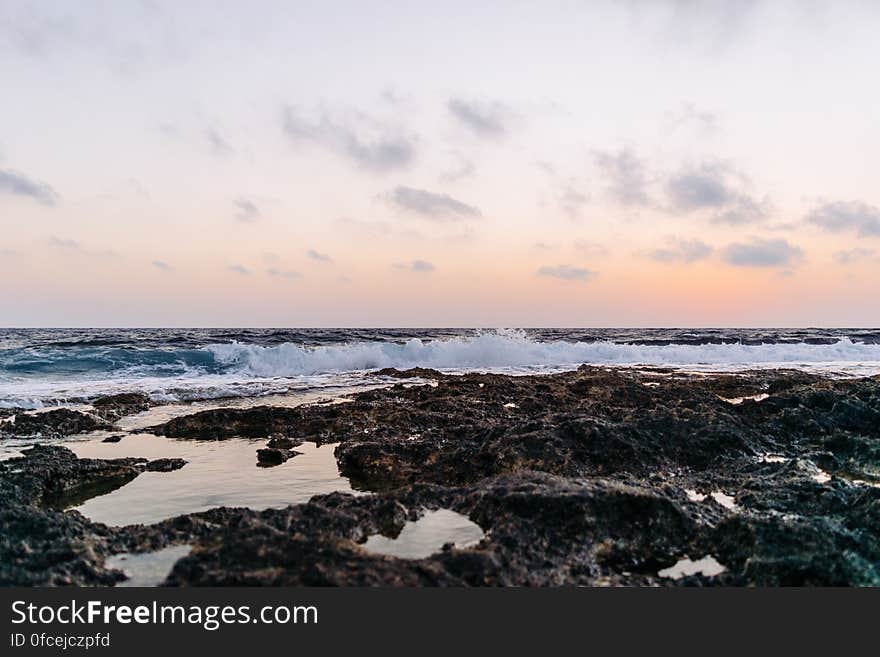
left=1, top=0, right=879, bottom=327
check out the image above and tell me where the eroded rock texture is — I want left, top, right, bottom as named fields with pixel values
left=1, top=367, right=878, bottom=586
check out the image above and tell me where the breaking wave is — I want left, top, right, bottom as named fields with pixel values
left=3, top=330, right=879, bottom=408
left=206, top=330, right=880, bottom=376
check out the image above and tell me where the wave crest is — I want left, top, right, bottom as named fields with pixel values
left=205, top=331, right=880, bottom=376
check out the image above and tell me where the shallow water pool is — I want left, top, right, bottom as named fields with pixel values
left=68, top=434, right=352, bottom=526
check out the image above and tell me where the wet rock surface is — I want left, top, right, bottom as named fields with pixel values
left=2, top=408, right=113, bottom=438
left=256, top=447, right=300, bottom=467
left=91, top=392, right=153, bottom=421
left=0, top=446, right=187, bottom=585
left=1, top=367, right=878, bottom=586
left=145, top=458, right=187, bottom=473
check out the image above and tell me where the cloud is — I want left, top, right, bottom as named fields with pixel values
left=282, top=106, right=415, bottom=171
left=538, top=162, right=589, bottom=218
left=721, top=238, right=803, bottom=267
left=207, top=127, right=233, bottom=156
left=234, top=197, right=260, bottom=223
left=439, top=155, right=476, bottom=183
left=394, top=259, right=435, bottom=273
left=558, top=182, right=588, bottom=219
left=47, top=236, right=79, bottom=249
left=307, top=249, right=332, bottom=263
left=573, top=240, right=609, bottom=257
left=0, top=169, right=58, bottom=206
left=267, top=267, right=301, bottom=279
left=593, top=149, right=650, bottom=206
left=380, top=88, right=409, bottom=108
left=537, top=264, right=597, bottom=281
left=0, top=3, right=183, bottom=76
left=447, top=99, right=508, bottom=137
left=665, top=102, right=719, bottom=134
left=0, top=248, right=19, bottom=257
left=666, top=162, right=768, bottom=224
left=805, top=200, right=880, bottom=237
left=47, top=236, right=119, bottom=258
left=386, top=186, right=481, bottom=220
left=228, top=264, right=250, bottom=275
left=151, top=260, right=173, bottom=271
left=645, top=238, right=713, bottom=264
left=0, top=5, right=79, bottom=57
left=833, top=248, right=876, bottom=265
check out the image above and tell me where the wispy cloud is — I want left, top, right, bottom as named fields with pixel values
left=833, top=248, right=876, bottom=265
left=665, top=161, right=768, bottom=224
left=439, top=154, right=476, bottom=183
left=267, top=267, right=301, bottom=279
left=234, top=197, right=260, bottom=223
left=538, top=161, right=589, bottom=219
left=228, top=264, right=250, bottom=275
left=207, top=126, right=233, bottom=156
left=594, top=149, right=651, bottom=206
left=664, top=102, right=719, bottom=135
left=0, top=169, right=58, bottom=206
left=573, top=240, right=609, bottom=257
left=282, top=106, right=415, bottom=171
left=645, top=238, right=713, bottom=264
left=721, top=238, right=803, bottom=267
left=537, top=264, right=597, bottom=281
left=394, top=259, right=435, bottom=273
left=557, top=182, right=588, bottom=219
left=151, top=260, right=173, bottom=271
left=47, top=236, right=79, bottom=249
left=447, top=98, right=508, bottom=137
left=307, top=249, right=332, bottom=263
left=805, top=200, right=880, bottom=237
left=386, top=186, right=481, bottom=220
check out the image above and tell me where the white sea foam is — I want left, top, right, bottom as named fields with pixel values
left=2, top=331, right=879, bottom=408
left=206, top=331, right=880, bottom=377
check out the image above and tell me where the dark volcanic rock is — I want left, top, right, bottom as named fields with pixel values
left=0, top=446, right=196, bottom=585
left=151, top=406, right=302, bottom=439
left=256, top=447, right=300, bottom=467
left=92, top=393, right=153, bottom=420
left=267, top=435, right=303, bottom=449
left=0, top=505, right=126, bottom=586
left=375, top=367, right=446, bottom=379
left=163, top=494, right=478, bottom=586
left=6, top=366, right=880, bottom=586
left=101, top=434, right=124, bottom=443
left=145, top=458, right=187, bottom=473
left=4, top=409, right=113, bottom=438
left=0, top=445, right=147, bottom=509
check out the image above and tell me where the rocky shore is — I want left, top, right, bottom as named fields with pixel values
left=1, top=366, right=878, bottom=586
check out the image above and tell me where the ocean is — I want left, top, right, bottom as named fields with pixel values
left=2, top=327, right=880, bottom=409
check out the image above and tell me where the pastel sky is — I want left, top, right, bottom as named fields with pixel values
left=1, top=0, right=879, bottom=327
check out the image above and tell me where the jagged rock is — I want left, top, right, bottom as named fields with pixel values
left=92, top=393, right=153, bottom=420
left=267, top=435, right=303, bottom=449
left=3, top=408, right=112, bottom=438
left=4, top=367, right=879, bottom=586
left=256, top=447, right=300, bottom=467
left=145, top=458, right=187, bottom=473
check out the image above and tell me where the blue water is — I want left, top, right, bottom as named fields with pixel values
left=2, top=328, right=879, bottom=408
